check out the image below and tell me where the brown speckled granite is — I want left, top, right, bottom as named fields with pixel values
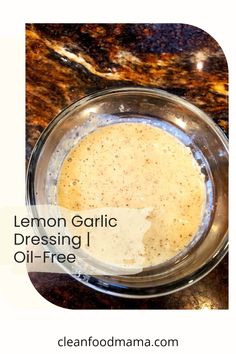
left=28, top=254, right=228, bottom=309
left=26, top=23, right=228, bottom=309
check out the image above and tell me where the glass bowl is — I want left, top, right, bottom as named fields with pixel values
left=26, top=87, right=228, bottom=298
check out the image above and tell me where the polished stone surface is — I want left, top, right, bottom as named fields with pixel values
left=28, top=254, right=228, bottom=309
left=26, top=23, right=228, bottom=309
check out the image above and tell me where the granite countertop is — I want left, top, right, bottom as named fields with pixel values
left=26, top=23, right=228, bottom=309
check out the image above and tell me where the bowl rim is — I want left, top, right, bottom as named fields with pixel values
left=26, top=86, right=228, bottom=298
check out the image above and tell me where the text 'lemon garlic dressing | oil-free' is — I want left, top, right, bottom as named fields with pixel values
left=57, top=122, right=206, bottom=268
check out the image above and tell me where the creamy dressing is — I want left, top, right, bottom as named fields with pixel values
left=57, top=122, right=205, bottom=267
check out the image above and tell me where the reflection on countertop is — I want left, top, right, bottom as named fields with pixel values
left=26, top=23, right=228, bottom=309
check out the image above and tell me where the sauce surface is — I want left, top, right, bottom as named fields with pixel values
left=57, top=122, right=205, bottom=267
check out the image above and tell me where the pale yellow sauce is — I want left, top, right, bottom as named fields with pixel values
left=57, top=123, right=205, bottom=267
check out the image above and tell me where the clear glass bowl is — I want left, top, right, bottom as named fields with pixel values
left=26, top=87, right=228, bottom=298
